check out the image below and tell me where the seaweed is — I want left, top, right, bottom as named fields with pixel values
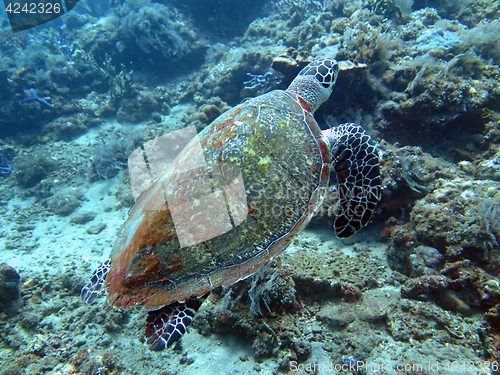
left=220, top=287, right=245, bottom=314
left=400, top=153, right=431, bottom=193
left=462, top=20, right=500, bottom=62
left=92, top=135, right=136, bottom=180
left=120, top=2, right=192, bottom=61
left=248, top=272, right=278, bottom=316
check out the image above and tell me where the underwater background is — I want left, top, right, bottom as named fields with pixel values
left=1, top=0, right=500, bottom=374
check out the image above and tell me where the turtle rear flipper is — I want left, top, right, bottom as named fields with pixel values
left=324, top=123, right=382, bottom=238
left=81, top=259, right=111, bottom=304
left=145, top=299, right=203, bottom=351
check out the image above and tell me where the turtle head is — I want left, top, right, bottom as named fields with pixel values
left=286, top=57, right=339, bottom=113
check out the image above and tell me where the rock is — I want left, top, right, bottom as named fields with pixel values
left=317, top=286, right=400, bottom=328
left=440, top=290, right=472, bottom=315
left=70, top=212, right=96, bottom=224
left=86, top=223, right=106, bottom=235
left=47, top=188, right=83, bottom=216
left=409, top=245, right=444, bottom=276
left=52, top=117, right=88, bottom=141
left=316, top=303, right=356, bottom=328
left=0, top=263, right=21, bottom=313
left=401, top=275, right=449, bottom=299
left=410, top=179, right=500, bottom=262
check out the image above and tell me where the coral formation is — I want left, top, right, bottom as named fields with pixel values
left=46, top=188, right=84, bottom=216
left=92, top=134, right=136, bottom=180
left=410, top=179, right=500, bottom=264
left=408, top=245, right=444, bottom=276
left=194, top=264, right=302, bottom=360
left=13, top=149, right=57, bottom=189
left=271, top=47, right=313, bottom=77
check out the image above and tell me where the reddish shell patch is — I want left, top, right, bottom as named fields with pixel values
left=202, top=106, right=245, bottom=149
left=319, top=141, right=330, bottom=180
left=123, top=252, right=161, bottom=288
left=107, top=208, right=176, bottom=308
left=302, top=107, right=330, bottom=181
left=297, top=95, right=312, bottom=113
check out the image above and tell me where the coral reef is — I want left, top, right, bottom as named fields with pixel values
left=401, top=259, right=500, bottom=319
left=478, top=148, right=500, bottom=181
left=194, top=264, right=301, bottom=360
left=410, top=178, right=500, bottom=264
left=408, top=245, right=444, bottom=277
left=75, top=0, right=207, bottom=76
left=46, top=188, right=85, bottom=216
left=387, top=298, right=472, bottom=342
left=271, top=47, right=313, bottom=77
left=13, top=149, right=57, bottom=189
left=0, top=267, right=128, bottom=374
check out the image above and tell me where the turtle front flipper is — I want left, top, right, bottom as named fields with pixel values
left=323, top=123, right=382, bottom=238
left=81, top=259, right=111, bottom=304
left=145, top=298, right=204, bottom=351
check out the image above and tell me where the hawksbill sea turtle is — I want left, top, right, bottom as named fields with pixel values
left=81, top=57, right=382, bottom=351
